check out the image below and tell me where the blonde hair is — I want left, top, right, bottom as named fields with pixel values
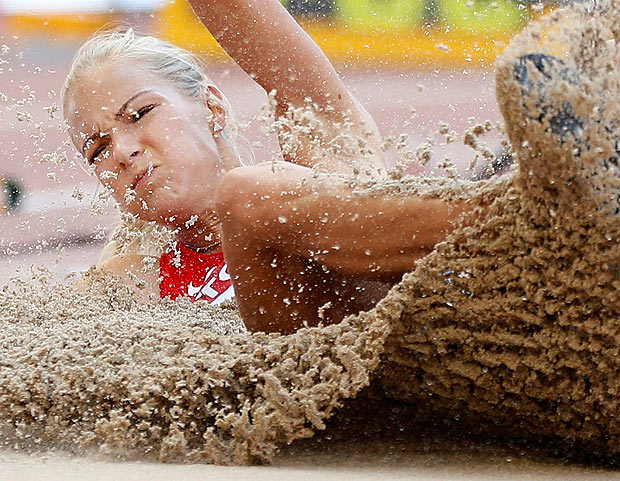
left=63, top=27, right=238, bottom=142
left=63, top=28, right=248, bottom=258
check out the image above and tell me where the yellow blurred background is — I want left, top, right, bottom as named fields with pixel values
left=2, top=0, right=554, bottom=68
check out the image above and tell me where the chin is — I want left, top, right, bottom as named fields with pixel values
left=124, top=191, right=175, bottom=223
left=128, top=188, right=211, bottom=227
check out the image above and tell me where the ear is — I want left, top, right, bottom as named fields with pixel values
left=205, top=85, right=227, bottom=136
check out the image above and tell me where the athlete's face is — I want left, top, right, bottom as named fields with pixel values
left=65, top=59, right=228, bottom=226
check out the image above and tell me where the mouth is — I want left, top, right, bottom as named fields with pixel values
left=132, top=166, right=157, bottom=191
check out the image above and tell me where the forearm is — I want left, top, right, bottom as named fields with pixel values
left=272, top=189, right=467, bottom=279
left=186, top=0, right=344, bottom=108
left=187, top=0, right=386, bottom=175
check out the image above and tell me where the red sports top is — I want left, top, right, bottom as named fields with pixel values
left=159, top=243, right=234, bottom=304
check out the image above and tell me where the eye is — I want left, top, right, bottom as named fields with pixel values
left=89, top=145, right=108, bottom=165
left=130, top=104, right=156, bottom=122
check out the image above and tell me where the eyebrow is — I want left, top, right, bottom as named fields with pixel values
left=80, top=89, right=155, bottom=155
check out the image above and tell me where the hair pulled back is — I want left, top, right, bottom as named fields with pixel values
left=62, top=27, right=237, bottom=141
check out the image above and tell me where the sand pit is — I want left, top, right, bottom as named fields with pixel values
left=0, top=271, right=391, bottom=464
left=1, top=444, right=619, bottom=481
left=3, top=0, right=620, bottom=474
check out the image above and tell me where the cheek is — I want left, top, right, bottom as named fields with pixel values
left=160, top=119, right=217, bottom=162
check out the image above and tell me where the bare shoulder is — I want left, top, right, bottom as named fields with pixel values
left=215, top=162, right=314, bottom=204
left=97, top=253, right=161, bottom=300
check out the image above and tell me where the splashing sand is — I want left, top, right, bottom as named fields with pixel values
left=377, top=0, right=620, bottom=460
left=0, top=269, right=390, bottom=464
left=2, top=0, right=620, bottom=466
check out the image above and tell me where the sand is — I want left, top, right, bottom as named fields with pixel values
left=2, top=0, right=620, bottom=472
left=0, top=270, right=390, bottom=464
left=1, top=444, right=619, bottom=481
left=374, top=1, right=620, bottom=460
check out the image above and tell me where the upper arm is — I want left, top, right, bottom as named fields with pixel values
left=217, top=163, right=470, bottom=280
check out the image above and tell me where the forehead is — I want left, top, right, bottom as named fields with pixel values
left=65, top=60, right=179, bottom=140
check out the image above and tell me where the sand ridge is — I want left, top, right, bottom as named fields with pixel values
left=0, top=269, right=392, bottom=464
left=377, top=0, right=620, bottom=459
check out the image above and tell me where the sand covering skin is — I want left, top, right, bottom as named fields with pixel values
left=2, top=0, right=620, bottom=465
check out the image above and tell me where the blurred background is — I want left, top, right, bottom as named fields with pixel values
left=0, top=0, right=557, bottom=283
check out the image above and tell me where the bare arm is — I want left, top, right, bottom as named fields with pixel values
left=217, top=163, right=471, bottom=282
left=188, top=0, right=353, bottom=113
left=186, top=0, right=385, bottom=173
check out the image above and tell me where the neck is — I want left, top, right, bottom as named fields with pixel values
left=173, top=212, right=222, bottom=253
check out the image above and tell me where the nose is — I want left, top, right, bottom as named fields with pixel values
left=112, top=129, right=142, bottom=167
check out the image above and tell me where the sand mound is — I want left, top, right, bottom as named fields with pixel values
left=376, top=0, right=620, bottom=458
left=2, top=0, right=620, bottom=466
left=0, top=270, right=391, bottom=464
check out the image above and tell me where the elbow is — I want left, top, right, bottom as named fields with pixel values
left=215, top=166, right=256, bottom=227
left=215, top=165, right=277, bottom=240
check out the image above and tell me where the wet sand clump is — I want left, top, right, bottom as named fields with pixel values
left=3, top=0, right=620, bottom=465
left=377, top=0, right=620, bottom=458
left=0, top=271, right=390, bottom=464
